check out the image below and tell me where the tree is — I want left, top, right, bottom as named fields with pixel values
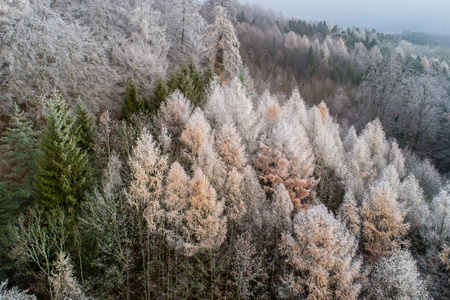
left=366, top=250, right=429, bottom=299
left=361, top=180, right=409, bottom=258
left=35, top=92, right=90, bottom=213
left=0, top=280, right=36, bottom=300
left=127, top=128, right=168, bottom=231
left=122, top=78, right=144, bottom=120
left=204, top=5, right=241, bottom=83
left=279, top=204, right=361, bottom=299
left=204, top=79, right=258, bottom=149
left=74, top=99, right=97, bottom=158
left=0, top=103, right=39, bottom=200
left=156, top=0, right=206, bottom=65
left=429, top=182, right=450, bottom=245
left=229, top=231, right=268, bottom=299
left=50, top=252, right=89, bottom=300
left=10, top=206, right=69, bottom=298
left=0, top=104, right=39, bottom=277
left=255, top=118, right=317, bottom=211
left=83, top=154, right=136, bottom=299
left=215, top=123, right=247, bottom=171
left=338, top=191, right=361, bottom=238
left=164, top=165, right=226, bottom=256
left=156, top=91, right=193, bottom=159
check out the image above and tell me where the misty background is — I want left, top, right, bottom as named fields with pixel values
left=243, top=0, right=450, bottom=34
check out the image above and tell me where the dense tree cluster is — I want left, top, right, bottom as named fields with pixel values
left=0, top=0, right=449, bottom=299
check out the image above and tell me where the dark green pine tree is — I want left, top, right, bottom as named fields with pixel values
left=0, top=103, right=39, bottom=278
left=74, top=99, right=96, bottom=186
left=35, top=92, right=90, bottom=214
left=146, top=77, right=170, bottom=113
left=122, top=78, right=144, bottom=120
left=74, top=99, right=97, bottom=157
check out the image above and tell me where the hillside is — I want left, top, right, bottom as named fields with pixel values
left=0, top=0, right=449, bottom=299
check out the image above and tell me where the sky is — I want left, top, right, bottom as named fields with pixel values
left=243, top=0, right=450, bottom=34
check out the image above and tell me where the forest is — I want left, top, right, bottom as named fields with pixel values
left=0, top=0, right=449, bottom=299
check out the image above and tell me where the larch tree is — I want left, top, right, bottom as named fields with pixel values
left=35, top=92, right=90, bottom=214
left=366, top=250, right=430, bottom=300
left=215, top=123, right=247, bottom=171
left=279, top=204, right=361, bottom=300
left=204, top=79, right=258, bottom=148
left=127, top=128, right=168, bottom=232
left=361, top=180, right=409, bottom=258
left=338, top=191, right=361, bottom=239
left=156, top=91, right=193, bottom=158
left=166, top=167, right=226, bottom=256
left=347, top=119, right=389, bottom=198
left=398, top=175, right=430, bottom=239
left=163, top=161, right=190, bottom=252
left=255, top=118, right=317, bottom=211
left=204, top=5, right=241, bottom=83
left=429, top=182, right=450, bottom=245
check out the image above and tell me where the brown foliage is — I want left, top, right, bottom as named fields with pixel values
left=254, top=145, right=317, bottom=210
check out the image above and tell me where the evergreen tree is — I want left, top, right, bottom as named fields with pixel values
left=147, top=78, right=170, bottom=113
left=0, top=103, right=39, bottom=279
left=35, top=92, right=90, bottom=214
left=74, top=99, right=97, bottom=158
left=0, top=103, right=39, bottom=200
left=148, top=59, right=211, bottom=112
left=122, top=78, right=144, bottom=120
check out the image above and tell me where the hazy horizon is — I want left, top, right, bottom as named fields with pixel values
left=242, top=0, right=450, bottom=34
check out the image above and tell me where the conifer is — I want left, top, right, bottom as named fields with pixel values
left=74, top=99, right=97, bottom=158
left=122, top=78, right=144, bottom=120
left=35, top=92, right=90, bottom=214
left=0, top=103, right=39, bottom=277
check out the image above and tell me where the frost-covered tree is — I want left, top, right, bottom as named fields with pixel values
left=83, top=154, right=137, bottom=299
left=223, top=167, right=247, bottom=222
left=361, top=180, right=409, bottom=258
left=398, top=175, right=429, bottom=238
left=164, top=162, right=227, bottom=256
left=339, top=191, right=361, bottom=239
left=0, top=0, right=119, bottom=114
left=156, top=0, right=206, bottom=65
left=205, top=5, right=241, bottom=83
left=204, top=79, right=258, bottom=149
left=127, top=128, right=168, bottom=231
left=280, top=204, right=361, bottom=299
left=0, top=280, right=36, bottom=300
left=347, top=119, right=389, bottom=197
left=256, top=115, right=317, bottom=210
left=429, top=182, right=450, bottom=245
left=229, top=231, right=268, bottom=299
left=180, top=109, right=212, bottom=158
left=51, top=252, right=89, bottom=300
left=366, top=250, right=430, bottom=299
left=215, top=123, right=247, bottom=171
left=156, top=91, right=193, bottom=158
